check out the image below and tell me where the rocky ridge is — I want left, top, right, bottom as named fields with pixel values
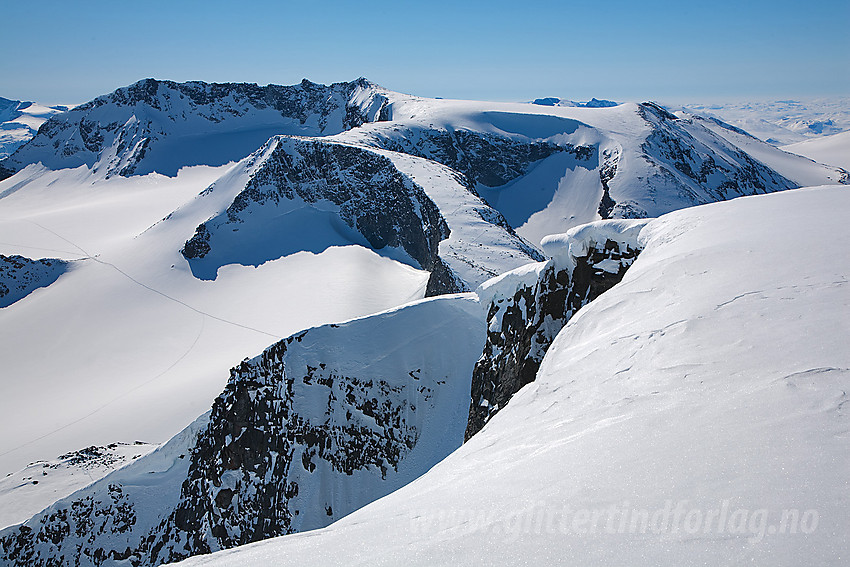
left=0, top=78, right=392, bottom=179
left=0, top=295, right=484, bottom=567
left=178, top=135, right=543, bottom=292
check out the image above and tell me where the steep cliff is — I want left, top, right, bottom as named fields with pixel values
left=0, top=295, right=484, bottom=567
left=465, top=220, right=648, bottom=439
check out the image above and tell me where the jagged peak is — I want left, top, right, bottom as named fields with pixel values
left=74, top=77, right=386, bottom=112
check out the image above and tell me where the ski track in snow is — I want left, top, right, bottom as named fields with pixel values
left=0, top=217, right=280, bottom=463
left=20, top=217, right=280, bottom=338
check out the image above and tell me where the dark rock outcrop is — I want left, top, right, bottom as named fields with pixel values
left=2, top=78, right=392, bottom=178
left=143, top=333, right=429, bottom=563
left=180, top=137, right=457, bottom=293
left=0, top=255, right=68, bottom=308
left=352, top=125, right=594, bottom=189
left=465, top=236, right=641, bottom=440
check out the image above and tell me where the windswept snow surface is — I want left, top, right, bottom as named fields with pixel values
left=0, top=163, right=430, bottom=476
left=782, top=130, right=850, bottom=171
left=2, top=79, right=848, bottom=546
left=174, top=185, right=850, bottom=567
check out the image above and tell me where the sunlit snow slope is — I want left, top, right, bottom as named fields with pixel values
left=0, top=441, right=158, bottom=529
left=0, top=162, right=430, bottom=477
left=782, top=130, right=850, bottom=171
left=174, top=185, right=849, bottom=567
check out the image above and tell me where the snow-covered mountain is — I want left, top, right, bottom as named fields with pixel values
left=330, top=97, right=845, bottom=242
left=0, top=77, right=847, bottom=566
left=171, top=185, right=850, bottom=567
left=0, top=97, right=70, bottom=160
left=0, top=217, right=644, bottom=566
left=0, top=78, right=393, bottom=179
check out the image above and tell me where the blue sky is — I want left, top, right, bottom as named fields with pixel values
left=3, top=0, right=848, bottom=105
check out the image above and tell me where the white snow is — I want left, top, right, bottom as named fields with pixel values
left=782, top=130, right=850, bottom=171
left=172, top=185, right=850, bottom=567
left=0, top=98, right=70, bottom=159
left=676, top=97, right=850, bottom=145
left=0, top=441, right=158, bottom=529
left=540, top=218, right=649, bottom=268
left=0, top=162, right=430, bottom=477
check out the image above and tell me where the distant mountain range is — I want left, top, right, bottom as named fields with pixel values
left=0, top=97, right=70, bottom=160
left=676, top=97, right=850, bottom=145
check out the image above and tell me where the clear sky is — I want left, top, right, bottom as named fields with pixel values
left=3, top=0, right=848, bottom=105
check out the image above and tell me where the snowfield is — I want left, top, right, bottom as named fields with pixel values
left=782, top=130, right=850, bottom=171
left=0, top=161, right=431, bottom=477
left=172, top=185, right=849, bottom=567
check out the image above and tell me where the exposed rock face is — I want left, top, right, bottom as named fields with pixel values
left=151, top=333, right=426, bottom=560
left=352, top=124, right=593, bottom=188
left=597, top=146, right=619, bottom=219
left=180, top=137, right=456, bottom=292
left=465, top=222, right=646, bottom=440
left=0, top=162, right=14, bottom=181
left=625, top=102, right=800, bottom=217
left=0, top=255, right=68, bottom=308
left=0, top=78, right=392, bottom=178
left=0, top=295, right=484, bottom=567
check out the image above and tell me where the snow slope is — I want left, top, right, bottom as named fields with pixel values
left=782, top=130, right=850, bottom=171
left=0, top=162, right=431, bottom=477
left=172, top=185, right=850, bottom=567
left=0, top=441, right=158, bottom=530
left=0, top=293, right=486, bottom=565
